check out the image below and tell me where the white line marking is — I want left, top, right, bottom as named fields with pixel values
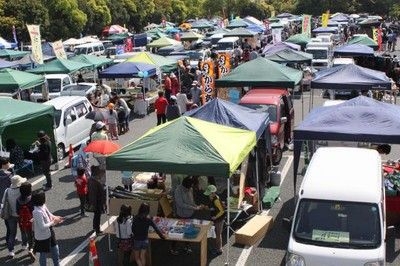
left=60, top=216, right=117, bottom=266
left=235, top=155, right=293, bottom=266
left=31, top=170, right=59, bottom=187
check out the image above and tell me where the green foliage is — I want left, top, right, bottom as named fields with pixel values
left=78, top=0, right=111, bottom=36
left=390, top=4, right=400, bottom=19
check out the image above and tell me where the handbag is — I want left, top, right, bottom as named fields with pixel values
left=1, top=189, right=11, bottom=220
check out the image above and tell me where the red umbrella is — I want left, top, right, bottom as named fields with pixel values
left=84, top=140, right=121, bottom=155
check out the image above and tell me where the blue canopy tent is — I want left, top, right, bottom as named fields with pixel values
left=293, top=96, right=400, bottom=191
left=246, top=24, right=265, bottom=33
left=98, top=62, right=156, bottom=78
left=311, top=64, right=391, bottom=91
left=333, top=43, right=374, bottom=57
left=184, top=98, right=273, bottom=206
left=0, top=59, right=19, bottom=69
left=262, top=42, right=301, bottom=54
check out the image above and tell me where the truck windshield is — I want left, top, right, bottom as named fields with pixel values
left=47, top=79, right=62, bottom=93
left=240, top=104, right=277, bottom=121
left=293, top=199, right=381, bottom=249
left=216, top=42, right=233, bottom=51
left=307, top=49, right=328, bottom=59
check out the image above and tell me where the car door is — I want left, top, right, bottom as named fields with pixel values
left=63, top=106, right=79, bottom=147
left=73, top=101, right=92, bottom=144
left=278, top=98, right=286, bottom=148
left=282, top=94, right=294, bottom=143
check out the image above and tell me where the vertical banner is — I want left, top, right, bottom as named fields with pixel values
left=321, top=11, right=330, bottom=28
left=201, top=59, right=215, bottom=105
left=271, top=28, right=282, bottom=43
left=377, top=27, right=382, bottom=51
left=26, top=24, right=43, bottom=64
left=124, top=38, right=133, bottom=52
left=217, top=53, right=230, bottom=78
left=271, top=10, right=276, bottom=18
left=12, top=25, right=17, bottom=44
left=302, top=15, right=312, bottom=38
left=52, top=40, right=67, bottom=59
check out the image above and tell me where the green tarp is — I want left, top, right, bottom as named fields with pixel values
left=180, top=31, right=204, bottom=41
left=215, top=57, right=303, bottom=88
left=106, top=117, right=256, bottom=177
left=0, top=98, right=56, bottom=159
left=0, top=68, right=45, bottom=93
left=70, top=54, right=113, bottom=69
left=227, top=18, right=249, bottom=29
left=147, top=36, right=181, bottom=48
left=223, top=28, right=256, bottom=38
left=285, top=33, right=311, bottom=48
left=28, top=58, right=91, bottom=74
left=264, top=48, right=313, bottom=63
left=0, top=49, right=29, bottom=60
left=347, top=35, right=378, bottom=49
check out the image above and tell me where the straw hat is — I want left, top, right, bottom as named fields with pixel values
left=204, top=185, right=217, bottom=196
left=10, top=175, right=27, bottom=189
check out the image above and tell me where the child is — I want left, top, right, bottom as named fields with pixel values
left=204, top=184, right=225, bottom=256
left=113, top=204, right=133, bottom=266
left=121, top=171, right=134, bottom=192
left=117, top=106, right=126, bottom=135
left=16, top=181, right=36, bottom=261
left=75, top=168, right=88, bottom=217
left=106, top=103, right=118, bottom=140
left=132, top=203, right=166, bottom=266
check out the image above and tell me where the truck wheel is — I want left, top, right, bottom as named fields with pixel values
left=57, top=144, right=65, bottom=161
left=272, top=148, right=283, bottom=165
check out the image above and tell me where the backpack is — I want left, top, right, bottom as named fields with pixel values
left=18, top=203, right=33, bottom=231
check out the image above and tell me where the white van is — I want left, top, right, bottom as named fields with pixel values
left=74, top=42, right=105, bottom=56
left=216, top=37, right=240, bottom=54
left=31, top=74, right=74, bottom=102
left=44, top=96, right=94, bottom=159
left=286, top=147, right=385, bottom=266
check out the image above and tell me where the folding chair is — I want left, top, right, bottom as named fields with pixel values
left=14, top=159, right=35, bottom=175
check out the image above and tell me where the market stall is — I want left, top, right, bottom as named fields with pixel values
left=106, top=116, right=257, bottom=265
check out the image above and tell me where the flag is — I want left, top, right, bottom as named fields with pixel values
left=302, top=15, right=312, bottom=38
left=26, top=24, right=43, bottom=64
left=52, top=40, right=67, bottom=59
left=12, top=25, right=17, bottom=44
left=201, top=59, right=215, bottom=105
left=321, top=11, right=330, bottom=28
left=217, top=53, right=230, bottom=78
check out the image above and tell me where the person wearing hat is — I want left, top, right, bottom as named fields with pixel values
left=166, top=95, right=181, bottom=121
left=162, top=73, right=172, bottom=102
left=91, top=121, right=109, bottom=141
left=2, top=175, right=27, bottom=258
left=105, top=103, right=119, bottom=140
left=204, top=184, right=225, bottom=256
left=36, top=131, right=52, bottom=191
left=190, top=80, right=202, bottom=106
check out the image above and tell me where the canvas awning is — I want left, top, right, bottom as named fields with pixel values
left=28, top=59, right=91, bottom=74
left=0, top=68, right=45, bottom=93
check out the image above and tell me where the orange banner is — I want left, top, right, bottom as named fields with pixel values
left=201, top=60, right=215, bottom=104
left=217, top=53, right=231, bottom=78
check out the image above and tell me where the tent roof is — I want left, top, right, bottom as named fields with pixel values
left=276, top=13, right=293, bottom=18
left=223, top=28, right=257, bottom=37
left=126, top=51, right=177, bottom=73
left=333, top=43, right=375, bottom=57
left=69, top=54, right=113, bottom=68
left=147, top=36, right=181, bottom=48
left=0, top=37, right=17, bottom=49
left=330, top=13, right=350, bottom=22
left=246, top=24, right=265, bottom=33
left=0, top=68, right=45, bottom=93
left=0, top=49, right=29, bottom=60
left=243, top=16, right=264, bottom=26
left=28, top=58, right=91, bottom=74
left=264, top=48, right=313, bottom=63
left=347, top=35, right=378, bottom=48
left=190, top=20, right=214, bottom=29
left=0, top=97, right=54, bottom=134
left=215, top=57, right=303, bottom=88
left=227, top=18, right=249, bottom=29
left=285, top=33, right=311, bottom=46
left=106, top=116, right=256, bottom=177
left=180, top=31, right=204, bottom=41
left=0, top=59, right=19, bottom=69
left=98, top=61, right=156, bottom=79
left=184, top=98, right=270, bottom=139
left=312, top=27, right=338, bottom=33
left=262, top=42, right=301, bottom=54
left=311, top=64, right=391, bottom=90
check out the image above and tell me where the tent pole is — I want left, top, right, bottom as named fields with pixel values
left=225, top=177, right=230, bottom=266
left=309, top=89, right=313, bottom=113
left=301, top=84, right=304, bottom=120
left=106, top=172, right=111, bottom=251
left=256, top=150, right=262, bottom=211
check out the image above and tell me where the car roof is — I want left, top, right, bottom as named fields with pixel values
left=45, top=74, right=70, bottom=79
left=74, top=42, right=103, bottom=48
left=300, top=147, right=382, bottom=203
left=43, top=96, right=88, bottom=110
left=218, top=37, right=239, bottom=43
left=240, top=89, right=288, bottom=105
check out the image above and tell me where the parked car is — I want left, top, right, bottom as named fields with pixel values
left=156, top=44, right=185, bottom=56
left=59, top=83, right=98, bottom=97
left=73, top=42, right=105, bottom=56
left=43, top=96, right=93, bottom=160
left=31, top=74, right=74, bottom=102
left=239, top=88, right=294, bottom=165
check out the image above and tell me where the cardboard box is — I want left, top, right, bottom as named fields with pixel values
left=235, top=215, right=273, bottom=246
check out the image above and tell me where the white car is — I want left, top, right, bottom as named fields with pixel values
left=59, top=83, right=98, bottom=97
left=43, top=96, right=94, bottom=160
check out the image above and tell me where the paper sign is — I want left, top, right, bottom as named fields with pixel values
left=312, top=230, right=350, bottom=243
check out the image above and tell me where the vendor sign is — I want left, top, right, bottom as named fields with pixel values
left=52, top=40, right=67, bottom=59
left=201, top=59, right=215, bottom=104
left=217, top=53, right=230, bottom=78
left=26, top=24, right=43, bottom=64
left=302, top=15, right=312, bottom=38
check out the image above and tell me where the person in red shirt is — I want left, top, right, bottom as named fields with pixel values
left=170, top=72, right=180, bottom=97
left=163, top=73, right=172, bottom=102
left=75, top=168, right=88, bottom=218
left=154, top=90, right=169, bottom=125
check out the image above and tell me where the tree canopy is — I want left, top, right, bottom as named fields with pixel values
left=0, top=0, right=397, bottom=43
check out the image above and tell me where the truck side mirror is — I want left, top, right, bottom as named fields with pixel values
left=281, top=117, right=288, bottom=123
left=282, top=216, right=293, bottom=232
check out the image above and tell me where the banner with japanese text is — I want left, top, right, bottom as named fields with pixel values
left=321, top=11, right=330, bottom=28
left=302, top=15, right=312, bottom=38
left=271, top=28, right=282, bottom=43
left=217, top=53, right=231, bottom=78
left=51, top=40, right=67, bottom=59
left=26, top=24, right=43, bottom=64
left=201, top=59, right=215, bottom=105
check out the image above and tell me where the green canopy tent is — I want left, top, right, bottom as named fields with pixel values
left=180, top=31, right=204, bottom=41
left=70, top=54, right=113, bottom=69
left=0, top=49, right=29, bottom=60
left=145, top=28, right=167, bottom=40
left=126, top=51, right=177, bottom=73
left=223, top=28, right=257, bottom=38
left=147, top=36, right=181, bottom=48
left=0, top=68, right=45, bottom=93
left=0, top=98, right=57, bottom=161
left=215, top=57, right=303, bottom=88
left=227, top=18, right=249, bottom=29
left=285, top=33, right=311, bottom=49
left=264, top=48, right=313, bottom=64
left=347, top=35, right=378, bottom=50
left=28, top=58, right=91, bottom=74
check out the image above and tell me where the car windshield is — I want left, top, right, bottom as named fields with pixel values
left=216, top=42, right=233, bottom=51
left=240, top=104, right=277, bottom=121
left=64, top=84, right=93, bottom=92
left=47, top=79, right=62, bottom=93
left=293, top=199, right=381, bottom=249
left=307, top=49, right=328, bottom=59
left=54, top=109, right=62, bottom=128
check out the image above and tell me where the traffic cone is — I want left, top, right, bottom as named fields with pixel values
left=65, top=144, right=74, bottom=168
left=89, top=237, right=100, bottom=266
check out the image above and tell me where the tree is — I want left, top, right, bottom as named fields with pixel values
left=107, top=0, right=136, bottom=26
left=78, top=0, right=111, bottom=36
left=129, top=0, right=155, bottom=32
